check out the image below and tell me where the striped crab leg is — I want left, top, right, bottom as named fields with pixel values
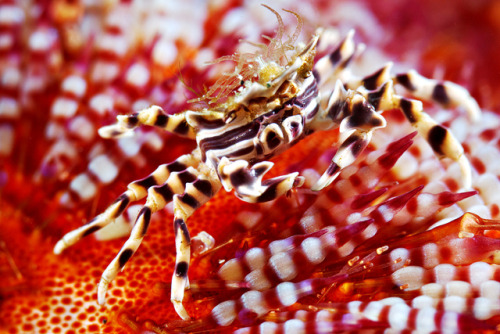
left=53, top=151, right=200, bottom=253
left=357, top=76, right=474, bottom=189
left=365, top=71, right=478, bottom=189
left=393, top=69, right=481, bottom=122
left=98, top=105, right=196, bottom=139
left=315, top=30, right=480, bottom=190
left=94, top=162, right=221, bottom=320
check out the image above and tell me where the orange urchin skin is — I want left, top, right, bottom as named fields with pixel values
left=1, top=1, right=500, bottom=333
left=0, top=129, right=339, bottom=333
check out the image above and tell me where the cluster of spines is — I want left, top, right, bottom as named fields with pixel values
left=171, top=118, right=500, bottom=332
left=231, top=298, right=494, bottom=334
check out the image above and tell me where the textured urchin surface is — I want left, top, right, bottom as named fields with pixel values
left=1, top=0, right=500, bottom=333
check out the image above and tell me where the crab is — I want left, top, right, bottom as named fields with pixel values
left=53, top=11, right=480, bottom=320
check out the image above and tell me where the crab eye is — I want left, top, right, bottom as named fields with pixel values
left=225, top=111, right=237, bottom=123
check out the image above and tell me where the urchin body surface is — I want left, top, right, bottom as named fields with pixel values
left=54, top=24, right=480, bottom=320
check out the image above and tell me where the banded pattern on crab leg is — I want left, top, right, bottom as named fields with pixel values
left=393, top=69, right=481, bottom=122
left=98, top=105, right=196, bottom=139
left=313, top=29, right=357, bottom=90
left=216, top=157, right=305, bottom=203
left=53, top=152, right=199, bottom=252
left=311, top=83, right=387, bottom=190
left=97, top=163, right=220, bottom=320
left=312, top=30, right=480, bottom=189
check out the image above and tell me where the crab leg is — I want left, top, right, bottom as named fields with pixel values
left=361, top=79, right=473, bottom=189
left=314, top=29, right=356, bottom=87
left=356, top=75, right=474, bottom=189
left=99, top=105, right=196, bottom=139
left=170, top=174, right=221, bottom=319
left=53, top=152, right=200, bottom=254
left=394, top=70, right=481, bottom=122
left=396, top=95, right=472, bottom=188
left=96, top=164, right=220, bottom=320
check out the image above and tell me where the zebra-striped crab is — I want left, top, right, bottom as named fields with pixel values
left=54, top=12, right=480, bottom=320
